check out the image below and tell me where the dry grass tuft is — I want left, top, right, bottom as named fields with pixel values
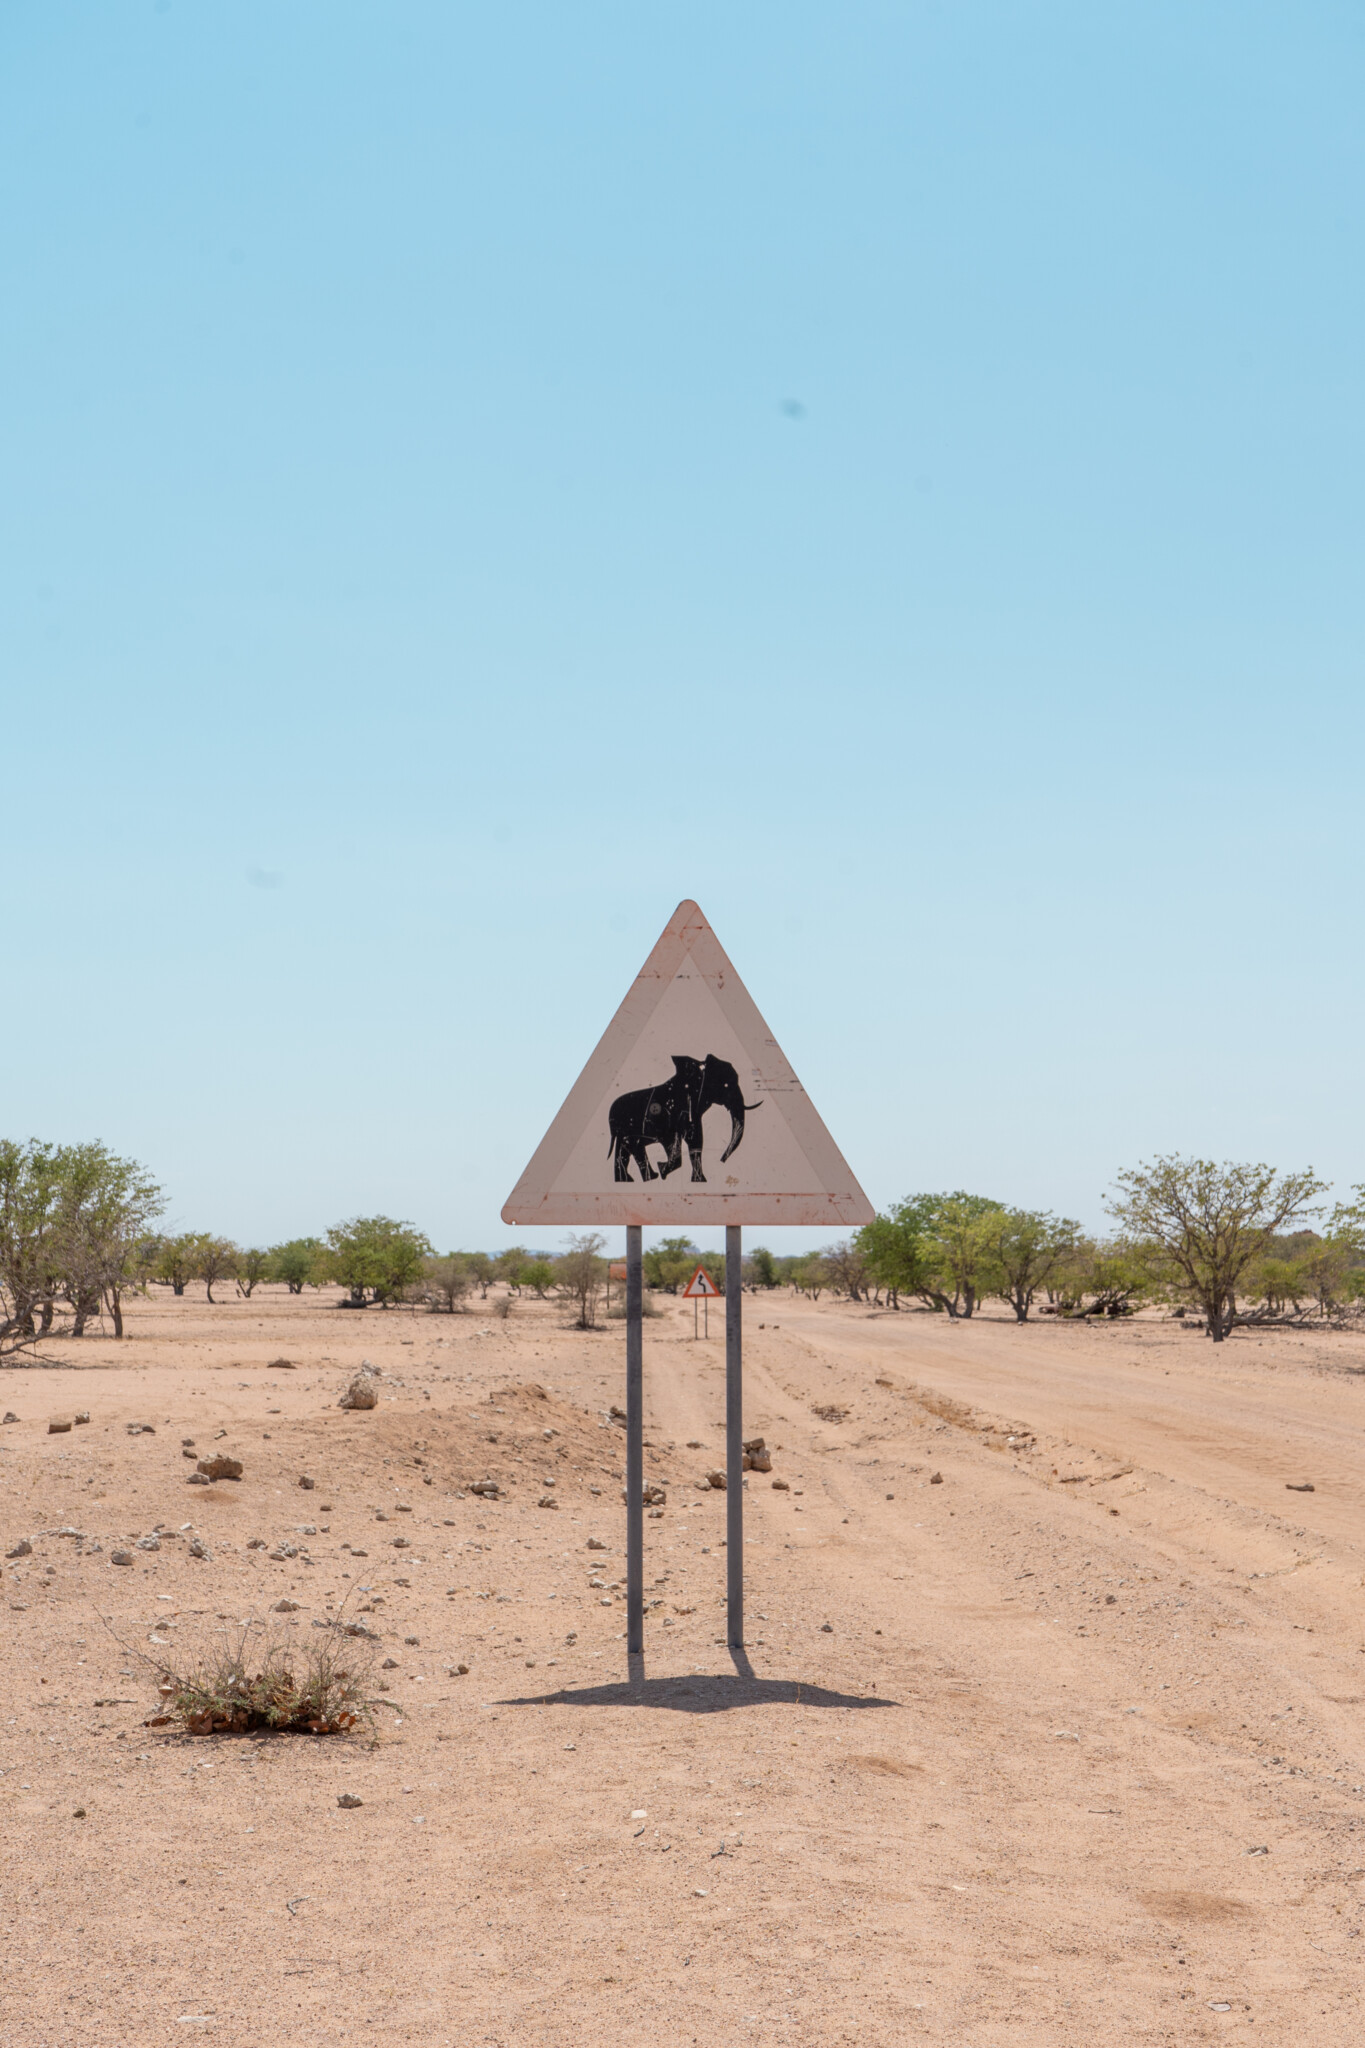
left=120, top=1614, right=377, bottom=1737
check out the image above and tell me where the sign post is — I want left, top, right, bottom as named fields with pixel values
left=502, top=899, right=872, bottom=1657
left=725, top=1223, right=743, bottom=1647
left=625, top=1226, right=643, bottom=1654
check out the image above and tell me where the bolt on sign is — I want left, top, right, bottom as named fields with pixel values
left=503, top=899, right=872, bottom=1659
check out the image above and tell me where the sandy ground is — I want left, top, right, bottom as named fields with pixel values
left=2, top=1284, right=1363, bottom=2048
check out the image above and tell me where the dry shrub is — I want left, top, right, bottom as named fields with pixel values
left=134, top=1615, right=377, bottom=1737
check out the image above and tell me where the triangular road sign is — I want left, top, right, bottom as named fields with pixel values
left=682, top=1263, right=721, bottom=1299
left=501, top=899, right=873, bottom=1226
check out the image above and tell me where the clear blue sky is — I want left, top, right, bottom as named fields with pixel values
left=5, top=2, right=1363, bottom=1255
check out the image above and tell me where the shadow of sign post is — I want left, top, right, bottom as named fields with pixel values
left=501, top=898, right=873, bottom=1666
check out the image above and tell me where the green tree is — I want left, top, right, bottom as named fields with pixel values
left=990, top=1208, right=1081, bottom=1323
left=790, top=1253, right=829, bottom=1298
left=855, top=1195, right=946, bottom=1308
left=495, top=1247, right=530, bottom=1290
left=1107, top=1156, right=1326, bottom=1341
left=235, top=1247, right=270, bottom=1298
left=858, top=1193, right=1004, bottom=1317
left=155, top=1232, right=208, bottom=1297
left=56, top=1146, right=163, bottom=1335
left=325, top=1215, right=433, bottom=1307
left=269, top=1237, right=325, bottom=1294
left=748, top=1245, right=778, bottom=1289
left=1242, top=1252, right=1307, bottom=1318
left=922, top=1193, right=1005, bottom=1318
left=518, top=1258, right=557, bottom=1298
left=0, top=1140, right=64, bottom=1346
left=557, top=1231, right=607, bottom=1329
left=424, top=1253, right=472, bottom=1313
left=50, top=1143, right=164, bottom=1338
left=464, top=1252, right=494, bottom=1299
left=197, top=1236, right=238, bottom=1305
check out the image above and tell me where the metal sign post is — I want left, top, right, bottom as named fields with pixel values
left=625, top=1226, right=643, bottom=1655
left=725, top=1223, right=743, bottom=1648
left=501, top=898, right=872, bottom=1662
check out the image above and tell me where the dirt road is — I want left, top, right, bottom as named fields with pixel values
left=2, top=1288, right=1361, bottom=2045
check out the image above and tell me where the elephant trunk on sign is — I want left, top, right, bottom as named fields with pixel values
left=699, top=1055, right=763, bottom=1163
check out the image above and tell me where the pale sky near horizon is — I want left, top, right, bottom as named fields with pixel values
left=5, top=2, right=1364, bottom=1257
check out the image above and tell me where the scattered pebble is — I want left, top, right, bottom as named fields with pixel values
left=274, top=1600, right=301, bottom=1614
left=188, top=1538, right=211, bottom=1561
left=47, top=1419, right=72, bottom=1435
left=930, top=1472, right=943, bottom=1485
left=1285, top=1481, right=1315, bottom=1493
left=6, top=1539, right=32, bottom=1559
left=337, top=1794, right=363, bottom=1809
left=111, top=1551, right=133, bottom=1567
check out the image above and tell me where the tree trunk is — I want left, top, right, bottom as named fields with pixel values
left=173, top=1280, right=185, bottom=1296
left=108, top=1287, right=124, bottom=1339
left=38, top=1299, right=54, bottom=1335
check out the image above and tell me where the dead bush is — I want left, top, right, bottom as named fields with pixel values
left=116, top=1613, right=377, bottom=1737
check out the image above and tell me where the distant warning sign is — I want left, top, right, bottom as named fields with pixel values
left=681, top=1264, right=721, bottom=1299
left=501, top=899, right=873, bottom=1227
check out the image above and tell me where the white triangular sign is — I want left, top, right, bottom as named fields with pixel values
left=501, top=900, right=873, bottom=1227
left=682, top=1264, right=721, bottom=1298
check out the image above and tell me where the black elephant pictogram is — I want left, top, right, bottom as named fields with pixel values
left=608, top=1054, right=762, bottom=1184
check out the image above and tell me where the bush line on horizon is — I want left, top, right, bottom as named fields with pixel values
left=3, top=1145, right=1363, bottom=1352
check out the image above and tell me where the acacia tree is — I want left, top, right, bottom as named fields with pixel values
left=517, top=1258, right=557, bottom=1298
left=821, top=1239, right=871, bottom=1301
left=0, top=1140, right=64, bottom=1347
left=644, top=1236, right=700, bottom=1293
left=855, top=1198, right=938, bottom=1309
left=235, top=1247, right=270, bottom=1297
left=52, top=1144, right=163, bottom=1338
left=197, top=1237, right=238, bottom=1305
left=860, top=1193, right=1005, bottom=1318
left=1107, top=1156, right=1326, bottom=1341
left=269, top=1238, right=324, bottom=1294
left=747, top=1245, right=778, bottom=1289
left=326, top=1216, right=432, bottom=1307
left=423, top=1253, right=472, bottom=1313
left=990, top=1209, right=1080, bottom=1323
left=557, top=1232, right=606, bottom=1329
left=155, top=1233, right=206, bottom=1297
